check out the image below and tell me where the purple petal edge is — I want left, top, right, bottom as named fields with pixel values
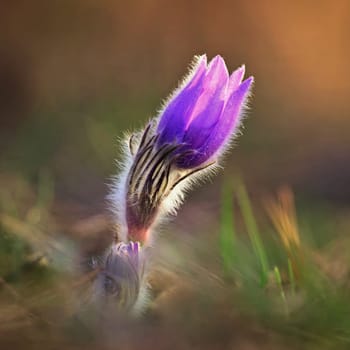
left=156, top=56, right=207, bottom=144
left=178, top=76, right=253, bottom=168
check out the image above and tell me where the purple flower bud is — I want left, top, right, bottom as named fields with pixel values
left=93, top=241, right=145, bottom=312
left=111, top=54, right=254, bottom=245
left=157, top=55, right=253, bottom=168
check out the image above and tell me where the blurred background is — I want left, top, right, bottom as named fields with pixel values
left=1, top=1, right=350, bottom=349
left=2, top=0, right=350, bottom=204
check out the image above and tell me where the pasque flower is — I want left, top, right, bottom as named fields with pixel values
left=111, top=54, right=253, bottom=244
left=96, top=54, right=254, bottom=314
left=157, top=55, right=253, bottom=168
left=93, top=241, right=147, bottom=313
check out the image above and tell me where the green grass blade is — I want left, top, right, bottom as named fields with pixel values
left=288, top=258, right=296, bottom=295
left=236, top=179, right=269, bottom=286
left=220, top=180, right=236, bottom=276
left=274, top=266, right=289, bottom=316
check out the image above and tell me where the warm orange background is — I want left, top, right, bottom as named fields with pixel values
left=1, top=0, right=349, bottom=205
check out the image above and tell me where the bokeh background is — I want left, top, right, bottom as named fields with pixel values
left=2, top=0, right=350, bottom=204
left=1, top=1, right=350, bottom=349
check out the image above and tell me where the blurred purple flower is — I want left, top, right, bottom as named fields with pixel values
left=106, top=241, right=142, bottom=276
left=157, top=55, right=253, bottom=168
left=93, top=241, right=145, bottom=311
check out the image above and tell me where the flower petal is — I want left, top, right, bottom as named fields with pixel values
left=178, top=90, right=227, bottom=163
left=186, top=55, right=229, bottom=128
left=180, top=77, right=253, bottom=168
left=157, top=56, right=207, bottom=144
left=174, top=57, right=230, bottom=168
left=227, top=65, right=245, bottom=96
